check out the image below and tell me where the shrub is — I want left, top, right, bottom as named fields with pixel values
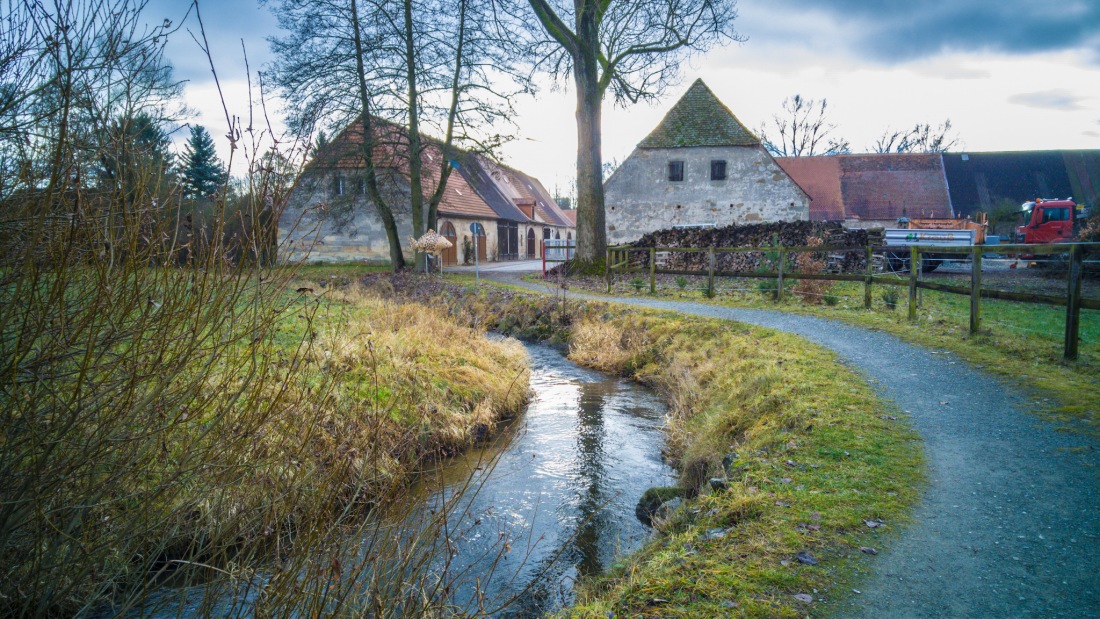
left=882, top=287, right=900, bottom=310
left=675, top=276, right=689, bottom=290
left=757, top=279, right=778, bottom=299
left=824, top=293, right=840, bottom=306
left=630, top=277, right=646, bottom=292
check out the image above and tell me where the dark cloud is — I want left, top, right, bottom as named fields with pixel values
left=767, top=0, right=1100, bottom=61
left=1008, top=89, right=1087, bottom=111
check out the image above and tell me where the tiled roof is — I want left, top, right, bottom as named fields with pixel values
left=941, top=150, right=1100, bottom=216
left=774, top=157, right=843, bottom=221
left=560, top=209, right=577, bottom=225
left=307, top=116, right=567, bottom=223
left=839, top=154, right=951, bottom=220
left=638, top=79, right=760, bottom=149
left=777, top=153, right=952, bottom=221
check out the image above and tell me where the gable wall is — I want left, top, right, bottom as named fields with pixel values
left=604, top=145, right=809, bottom=245
left=280, top=169, right=415, bottom=263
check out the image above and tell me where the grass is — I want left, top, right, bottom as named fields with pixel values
left=380, top=275, right=925, bottom=618
left=559, top=271, right=1100, bottom=436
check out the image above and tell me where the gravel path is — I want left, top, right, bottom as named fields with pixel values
left=495, top=274, right=1100, bottom=618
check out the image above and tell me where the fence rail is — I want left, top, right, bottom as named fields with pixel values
left=605, top=242, right=1100, bottom=360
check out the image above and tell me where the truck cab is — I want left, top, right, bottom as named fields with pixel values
left=1015, top=199, right=1077, bottom=244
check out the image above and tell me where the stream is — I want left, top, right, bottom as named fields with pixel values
left=420, top=341, right=676, bottom=616
left=129, top=341, right=674, bottom=618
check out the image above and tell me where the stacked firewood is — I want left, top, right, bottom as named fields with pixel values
left=626, top=221, right=875, bottom=273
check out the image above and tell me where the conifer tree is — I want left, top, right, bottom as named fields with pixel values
left=181, top=125, right=226, bottom=198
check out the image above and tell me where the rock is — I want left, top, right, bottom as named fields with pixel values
left=794, top=593, right=814, bottom=603
left=704, top=528, right=728, bottom=540
left=860, top=546, right=878, bottom=555
left=796, top=551, right=818, bottom=565
left=635, top=486, right=686, bottom=526
left=709, top=478, right=730, bottom=492
left=721, top=452, right=739, bottom=471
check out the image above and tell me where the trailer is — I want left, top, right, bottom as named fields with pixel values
left=882, top=215, right=991, bottom=273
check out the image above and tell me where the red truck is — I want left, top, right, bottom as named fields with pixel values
left=1014, top=198, right=1083, bottom=245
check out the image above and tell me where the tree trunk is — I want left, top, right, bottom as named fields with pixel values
left=403, top=0, right=427, bottom=271
left=350, top=0, right=405, bottom=270
left=572, top=41, right=605, bottom=266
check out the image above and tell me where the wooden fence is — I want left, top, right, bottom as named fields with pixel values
left=605, top=242, right=1100, bottom=360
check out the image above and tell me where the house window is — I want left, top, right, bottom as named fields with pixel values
left=333, top=175, right=346, bottom=196
left=668, top=161, right=684, bottom=182
left=356, top=178, right=365, bottom=195
left=710, top=160, right=727, bottom=181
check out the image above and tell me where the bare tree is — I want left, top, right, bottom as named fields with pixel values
left=758, top=94, right=850, bottom=157
left=525, top=0, right=743, bottom=267
left=268, top=0, right=526, bottom=270
left=873, top=119, right=960, bottom=153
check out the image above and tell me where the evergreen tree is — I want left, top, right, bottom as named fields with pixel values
left=98, top=112, right=174, bottom=188
left=181, top=125, right=226, bottom=198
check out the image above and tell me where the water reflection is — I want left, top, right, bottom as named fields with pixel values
left=431, top=343, right=675, bottom=617
left=125, top=342, right=673, bottom=618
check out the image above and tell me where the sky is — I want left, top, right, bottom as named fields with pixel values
left=147, top=0, right=1100, bottom=196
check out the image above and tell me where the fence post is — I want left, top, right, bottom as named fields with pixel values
left=605, top=247, right=611, bottom=293
left=864, top=246, right=873, bottom=309
left=908, top=246, right=918, bottom=321
left=650, top=247, right=656, bottom=293
left=1064, top=244, right=1083, bottom=361
left=707, top=247, right=715, bottom=297
left=777, top=247, right=786, bottom=302
left=970, top=245, right=982, bottom=334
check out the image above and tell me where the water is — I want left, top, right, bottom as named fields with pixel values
left=422, top=342, right=675, bottom=616
left=125, top=341, right=674, bottom=618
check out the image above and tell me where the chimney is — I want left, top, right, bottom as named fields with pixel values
left=513, top=198, right=536, bottom=220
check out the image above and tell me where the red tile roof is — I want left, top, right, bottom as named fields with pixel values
left=774, top=157, right=843, bottom=221
left=776, top=153, right=951, bottom=221
left=310, top=117, right=563, bottom=223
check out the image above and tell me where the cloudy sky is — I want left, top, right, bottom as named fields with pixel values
left=148, top=0, right=1100, bottom=194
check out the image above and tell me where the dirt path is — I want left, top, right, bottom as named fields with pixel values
left=496, top=274, right=1100, bottom=618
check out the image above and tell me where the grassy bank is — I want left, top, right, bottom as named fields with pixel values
left=383, top=275, right=924, bottom=618
left=1, top=266, right=527, bottom=616
left=553, top=271, right=1100, bottom=436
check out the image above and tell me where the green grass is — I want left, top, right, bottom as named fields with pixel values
left=558, top=272, right=1100, bottom=436
left=560, top=311, right=923, bottom=618
left=382, top=278, right=925, bottom=618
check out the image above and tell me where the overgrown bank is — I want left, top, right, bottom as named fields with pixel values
left=379, top=274, right=924, bottom=618
left=1, top=268, right=527, bottom=617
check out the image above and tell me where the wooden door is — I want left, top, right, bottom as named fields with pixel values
left=527, top=228, right=536, bottom=258
left=441, top=222, right=458, bottom=265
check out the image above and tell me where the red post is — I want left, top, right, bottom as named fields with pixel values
left=541, top=240, right=546, bottom=276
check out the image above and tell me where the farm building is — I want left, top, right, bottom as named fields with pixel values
left=776, top=150, right=1100, bottom=226
left=604, top=79, right=810, bottom=245
left=280, top=117, right=574, bottom=264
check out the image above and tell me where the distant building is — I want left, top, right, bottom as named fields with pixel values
left=776, top=153, right=952, bottom=227
left=604, top=79, right=810, bottom=245
left=776, top=150, right=1100, bottom=226
left=281, top=117, right=573, bottom=264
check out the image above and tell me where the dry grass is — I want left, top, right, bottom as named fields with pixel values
left=561, top=314, right=923, bottom=618
left=374, top=275, right=924, bottom=618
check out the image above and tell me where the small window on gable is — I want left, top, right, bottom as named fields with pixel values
left=710, top=160, right=727, bottom=181
left=668, top=161, right=684, bottom=182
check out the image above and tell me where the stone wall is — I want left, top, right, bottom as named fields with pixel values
left=279, top=169, right=414, bottom=263
left=604, top=145, right=810, bottom=245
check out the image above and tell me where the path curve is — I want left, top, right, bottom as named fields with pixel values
left=494, top=274, right=1100, bottom=618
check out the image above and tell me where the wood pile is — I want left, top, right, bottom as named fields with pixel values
left=626, top=221, right=875, bottom=273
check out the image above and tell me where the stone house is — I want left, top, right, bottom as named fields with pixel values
left=280, top=117, right=573, bottom=264
left=604, top=79, right=810, bottom=245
